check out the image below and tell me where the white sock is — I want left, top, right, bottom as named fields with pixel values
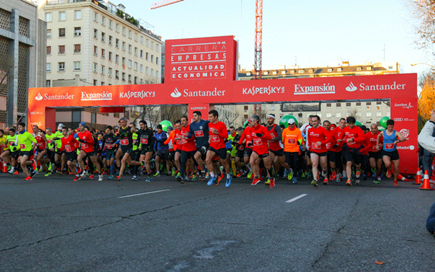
left=227, top=173, right=231, bottom=179
left=210, top=172, right=215, bottom=177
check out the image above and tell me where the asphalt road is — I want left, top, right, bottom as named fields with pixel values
left=0, top=173, right=434, bottom=272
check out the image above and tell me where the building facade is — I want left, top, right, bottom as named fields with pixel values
left=0, top=0, right=46, bottom=129
left=39, top=0, right=163, bottom=129
left=232, top=62, right=398, bottom=127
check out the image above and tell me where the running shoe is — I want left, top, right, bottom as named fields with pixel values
left=198, top=172, right=206, bottom=180
left=205, top=171, right=210, bottom=178
left=292, top=177, right=298, bottom=184
left=48, top=163, right=53, bottom=172
left=215, top=176, right=222, bottom=186
left=288, top=170, right=293, bottom=181
left=269, top=177, right=275, bottom=188
left=8, top=168, right=14, bottom=174
left=336, top=173, right=342, bottom=183
left=30, top=170, right=37, bottom=178
left=44, top=172, right=52, bottom=177
left=355, top=171, right=361, bottom=179
left=80, top=170, right=87, bottom=178
left=116, top=175, right=121, bottom=183
left=24, top=176, right=33, bottom=181
left=172, top=169, right=176, bottom=176
left=226, top=176, right=232, bottom=187
left=251, top=177, right=261, bottom=185
left=311, top=180, right=318, bottom=187
left=264, top=178, right=271, bottom=186
left=394, top=180, right=398, bottom=186
left=373, top=177, right=380, bottom=184
left=321, top=170, right=327, bottom=178
left=108, top=175, right=114, bottom=180
left=101, top=171, right=107, bottom=175
left=346, top=180, right=352, bottom=186
left=247, top=172, right=253, bottom=179
left=175, top=172, right=181, bottom=179
left=219, top=171, right=224, bottom=180
left=207, top=176, right=216, bottom=186
left=377, top=176, right=381, bottom=182
left=154, top=172, right=160, bottom=177
left=386, top=170, right=392, bottom=179
left=330, top=171, right=336, bottom=181
left=89, top=174, right=95, bottom=180
left=323, top=178, right=328, bottom=185
left=146, top=176, right=152, bottom=182
left=32, top=159, right=37, bottom=171
left=98, top=174, right=103, bottom=182
left=13, top=170, right=18, bottom=175
left=302, top=172, right=306, bottom=178
left=73, top=176, right=81, bottom=182
left=236, top=171, right=244, bottom=178
left=355, top=179, right=360, bottom=185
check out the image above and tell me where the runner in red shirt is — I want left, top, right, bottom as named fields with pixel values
left=323, top=120, right=336, bottom=182
left=172, top=120, right=183, bottom=180
left=331, top=118, right=346, bottom=182
left=77, top=122, right=103, bottom=182
left=240, top=115, right=272, bottom=186
left=366, top=123, right=383, bottom=183
left=59, top=127, right=81, bottom=181
left=340, top=117, right=366, bottom=186
left=266, top=114, right=284, bottom=188
left=32, top=125, right=49, bottom=173
left=205, top=110, right=232, bottom=187
left=177, top=116, right=198, bottom=183
left=237, top=121, right=254, bottom=178
left=307, top=115, right=332, bottom=187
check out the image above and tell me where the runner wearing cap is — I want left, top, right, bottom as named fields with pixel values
left=77, top=122, right=103, bottom=182
left=266, top=114, right=285, bottom=185
left=282, top=118, right=304, bottom=183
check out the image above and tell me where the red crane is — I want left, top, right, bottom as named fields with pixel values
left=254, top=0, right=263, bottom=80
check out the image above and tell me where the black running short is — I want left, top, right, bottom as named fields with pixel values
left=208, top=146, right=227, bottom=160
left=383, top=150, right=399, bottom=161
left=270, top=149, right=284, bottom=157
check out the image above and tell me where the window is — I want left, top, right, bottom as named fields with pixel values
left=101, top=16, right=105, bottom=25
left=116, top=23, right=119, bottom=32
left=128, top=75, right=132, bottom=83
left=140, top=50, right=143, bottom=58
left=58, top=45, right=65, bottom=54
left=94, top=12, right=98, bottom=22
left=47, top=46, right=51, bottom=55
left=327, top=68, right=332, bottom=72
left=59, top=11, right=66, bottom=21
left=134, top=77, right=138, bottom=84
left=122, top=57, right=126, bottom=65
left=109, top=20, right=112, bottom=29
left=140, top=36, right=144, bottom=44
left=134, top=33, right=138, bottom=42
left=46, top=80, right=51, bottom=87
left=376, top=112, right=382, bottom=117
left=47, top=29, right=52, bottom=39
left=156, top=71, right=159, bottom=78
left=74, top=10, right=81, bottom=20
left=45, top=12, right=52, bottom=22
left=366, top=112, right=372, bottom=117
left=122, top=27, right=126, bottom=36
left=336, top=102, right=341, bottom=108
left=108, top=68, right=112, bottom=77
left=146, top=52, right=149, bottom=61
left=59, top=28, right=65, bottom=37
left=93, top=63, right=97, bottom=72
left=338, top=68, right=342, bottom=72
left=356, top=102, right=361, bottom=107
left=151, top=69, right=154, bottom=76
left=74, top=27, right=81, bottom=36
left=128, top=45, right=132, bottom=54
left=326, top=103, right=331, bottom=108
left=134, top=62, right=138, bottom=71
left=376, top=101, right=382, bottom=105
left=270, top=105, right=275, bottom=111
left=128, top=30, right=132, bottom=39
left=122, top=42, right=126, bottom=51
left=367, top=67, right=372, bottom=71
left=356, top=112, right=362, bottom=117
left=357, top=67, right=362, bottom=71
left=101, top=49, right=105, bottom=58
left=93, top=80, right=97, bottom=86
left=156, top=44, right=159, bottom=52
left=122, top=73, right=126, bottom=81
left=108, top=52, right=112, bottom=61
left=58, top=62, right=65, bottom=71
left=366, top=102, right=371, bottom=106
left=388, top=66, right=393, bottom=70
left=115, top=55, right=119, bottom=64
left=336, top=113, right=341, bottom=117
left=46, top=63, right=51, bottom=72
left=101, top=65, right=105, bottom=75
left=151, top=55, right=154, bottom=63
left=101, top=32, right=105, bottom=42
left=140, top=64, right=143, bottom=73
left=346, top=102, right=351, bottom=107
left=134, top=47, right=138, bottom=56
left=244, top=106, right=248, bottom=112
left=92, top=113, right=97, bottom=124
left=326, top=113, right=332, bottom=118
left=151, top=41, right=154, bottom=49
left=156, top=57, right=159, bottom=65
left=146, top=66, right=149, bottom=75
left=298, top=113, right=303, bottom=118
left=128, top=59, right=132, bottom=69
left=109, top=36, right=112, bottom=45
left=244, top=114, right=248, bottom=119
left=93, top=46, right=98, bottom=56
left=101, top=81, right=104, bottom=86
left=94, top=29, right=98, bottom=39
left=116, top=39, right=119, bottom=48
left=74, top=44, right=81, bottom=53
left=115, top=70, right=119, bottom=79
left=74, top=61, right=81, bottom=71
left=146, top=39, right=149, bottom=47
left=298, top=70, right=304, bottom=73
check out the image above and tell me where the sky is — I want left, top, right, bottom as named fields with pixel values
left=118, top=0, right=431, bottom=77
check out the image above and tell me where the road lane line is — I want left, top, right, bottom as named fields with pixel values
left=286, top=194, right=307, bottom=203
left=118, top=189, right=170, bottom=199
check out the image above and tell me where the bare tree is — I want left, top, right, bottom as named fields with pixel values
left=160, top=105, right=188, bottom=123
left=408, top=0, right=435, bottom=55
left=219, top=108, right=240, bottom=127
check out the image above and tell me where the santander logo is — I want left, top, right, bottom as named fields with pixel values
left=35, top=93, right=43, bottom=101
left=171, top=88, right=182, bottom=98
left=346, top=82, right=357, bottom=92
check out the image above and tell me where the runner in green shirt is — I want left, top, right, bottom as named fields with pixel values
left=0, top=128, right=19, bottom=174
left=17, top=122, right=37, bottom=181
left=44, top=127, right=56, bottom=176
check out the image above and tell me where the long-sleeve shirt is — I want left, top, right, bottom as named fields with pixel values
left=208, top=121, right=228, bottom=150
left=244, top=124, right=271, bottom=155
left=77, top=130, right=95, bottom=153
left=188, top=119, right=210, bottom=148
left=341, top=126, right=365, bottom=149
left=18, top=131, right=37, bottom=152
left=60, top=134, right=79, bottom=153
left=154, top=131, right=168, bottom=151
left=164, top=130, right=177, bottom=151
left=418, top=121, right=435, bottom=154
left=307, top=126, right=331, bottom=153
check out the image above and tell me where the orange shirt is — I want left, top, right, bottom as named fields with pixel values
left=164, top=130, right=178, bottom=151
left=282, top=127, right=304, bottom=153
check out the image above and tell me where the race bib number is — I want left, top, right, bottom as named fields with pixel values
left=47, top=140, right=53, bottom=144
left=238, top=145, right=244, bottom=150
left=106, top=144, right=113, bottom=149
left=253, top=138, right=262, bottom=147
left=194, top=131, right=204, bottom=137
left=65, top=145, right=72, bottom=153
left=311, top=143, right=321, bottom=150
left=210, top=135, right=219, bottom=143
left=20, top=144, right=25, bottom=149
left=81, top=143, right=88, bottom=149
left=385, top=143, right=394, bottom=149
left=326, top=142, right=332, bottom=150
left=37, top=142, right=44, bottom=148
left=287, top=138, right=296, bottom=144
left=140, top=138, right=148, bottom=144
left=121, top=139, right=129, bottom=146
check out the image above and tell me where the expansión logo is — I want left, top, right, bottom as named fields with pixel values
left=346, top=82, right=357, bottom=92
left=171, top=88, right=182, bottom=98
left=81, top=91, right=112, bottom=101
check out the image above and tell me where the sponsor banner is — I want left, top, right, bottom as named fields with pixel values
left=188, top=104, right=209, bottom=123
left=165, top=36, right=237, bottom=82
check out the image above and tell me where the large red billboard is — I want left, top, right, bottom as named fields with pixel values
left=28, top=35, right=418, bottom=173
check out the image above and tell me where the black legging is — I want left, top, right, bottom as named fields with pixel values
left=285, top=152, right=299, bottom=172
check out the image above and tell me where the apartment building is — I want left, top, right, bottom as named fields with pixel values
left=39, top=0, right=163, bottom=129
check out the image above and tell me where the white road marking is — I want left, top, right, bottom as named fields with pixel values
left=286, top=194, right=307, bottom=203
left=118, top=189, right=170, bottom=199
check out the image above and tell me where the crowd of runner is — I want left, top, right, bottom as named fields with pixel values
left=0, top=110, right=407, bottom=188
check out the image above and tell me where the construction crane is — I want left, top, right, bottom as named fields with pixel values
left=254, top=0, right=263, bottom=80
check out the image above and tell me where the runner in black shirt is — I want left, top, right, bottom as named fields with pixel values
left=137, top=120, right=155, bottom=182
left=103, top=126, right=117, bottom=179
left=115, top=117, right=134, bottom=182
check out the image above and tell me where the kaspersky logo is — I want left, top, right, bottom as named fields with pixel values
left=35, top=93, right=43, bottom=101
left=171, top=88, right=182, bottom=98
left=346, top=82, right=357, bottom=92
